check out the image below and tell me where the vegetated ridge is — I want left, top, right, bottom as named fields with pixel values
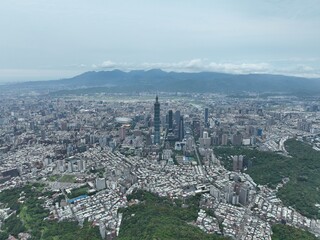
left=3, top=69, right=320, bottom=94
left=215, top=139, right=320, bottom=219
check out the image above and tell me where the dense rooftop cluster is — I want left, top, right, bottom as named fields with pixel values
left=0, top=92, right=320, bottom=239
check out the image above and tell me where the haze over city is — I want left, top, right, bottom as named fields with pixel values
left=0, top=0, right=320, bottom=82
left=1, top=1, right=320, bottom=240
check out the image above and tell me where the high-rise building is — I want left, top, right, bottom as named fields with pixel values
left=119, top=126, right=126, bottom=140
left=174, top=110, right=180, bottom=127
left=238, top=155, right=243, bottom=170
left=165, top=114, right=169, bottom=128
left=199, top=131, right=211, bottom=148
left=90, top=134, right=96, bottom=145
left=168, top=110, right=173, bottom=132
left=78, top=159, right=86, bottom=172
left=221, top=134, right=228, bottom=145
left=204, top=108, right=209, bottom=127
left=210, top=186, right=220, bottom=200
left=224, top=182, right=235, bottom=204
left=68, top=161, right=73, bottom=173
left=186, top=137, right=193, bottom=151
left=96, top=178, right=106, bottom=190
left=58, top=160, right=65, bottom=172
left=203, top=131, right=208, bottom=138
left=233, top=156, right=238, bottom=172
left=232, top=155, right=244, bottom=171
left=232, top=133, right=243, bottom=146
left=146, top=133, right=152, bottom=146
left=239, top=184, right=249, bottom=205
left=67, top=144, right=73, bottom=156
left=154, top=96, right=160, bottom=144
left=99, top=221, right=106, bottom=240
left=41, top=129, right=46, bottom=140
left=178, top=116, right=184, bottom=141
left=192, top=119, right=201, bottom=140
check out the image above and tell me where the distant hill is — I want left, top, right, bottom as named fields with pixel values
left=2, top=69, right=320, bottom=94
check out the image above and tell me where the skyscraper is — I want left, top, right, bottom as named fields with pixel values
left=179, top=116, right=184, bottom=141
left=119, top=126, right=126, bottom=140
left=168, top=110, right=173, bottom=132
left=232, top=155, right=244, bottom=171
left=239, top=184, right=249, bottom=205
left=174, top=110, right=180, bottom=127
left=154, top=96, right=160, bottom=144
left=204, top=108, right=209, bottom=127
left=192, top=119, right=201, bottom=140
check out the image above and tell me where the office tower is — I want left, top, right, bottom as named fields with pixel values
left=204, top=108, right=209, bottom=126
left=199, top=131, right=211, bottom=148
left=168, top=110, right=173, bottom=132
left=41, top=129, right=46, bottom=140
left=67, top=144, right=73, bottom=156
left=174, top=110, right=180, bottom=127
left=246, top=126, right=255, bottom=136
left=119, top=126, right=126, bottom=140
left=256, top=128, right=263, bottom=136
left=179, top=116, right=184, bottom=141
left=165, top=114, right=169, bottom=128
left=146, top=133, right=152, bottom=146
left=154, top=96, right=160, bottom=144
left=192, top=119, right=201, bottom=140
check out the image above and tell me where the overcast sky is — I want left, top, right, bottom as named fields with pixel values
left=0, top=0, right=319, bottom=82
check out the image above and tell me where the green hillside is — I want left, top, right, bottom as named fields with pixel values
left=215, top=139, right=320, bottom=219
left=118, top=190, right=229, bottom=240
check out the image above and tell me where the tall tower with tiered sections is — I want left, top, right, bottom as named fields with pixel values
left=154, top=95, right=160, bottom=144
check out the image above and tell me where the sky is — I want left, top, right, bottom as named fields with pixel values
left=0, top=0, right=320, bottom=82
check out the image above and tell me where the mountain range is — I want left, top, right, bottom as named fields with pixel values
left=2, top=69, right=320, bottom=95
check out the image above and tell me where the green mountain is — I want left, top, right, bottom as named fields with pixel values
left=3, top=69, right=320, bottom=94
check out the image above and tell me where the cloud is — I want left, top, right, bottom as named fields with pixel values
left=207, top=62, right=270, bottom=74
left=91, top=59, right=320, bottom=78
left=274, top=64, right=320, bottom=78
left=141, top=60, right=205, bottom=71
left=95, top=59, right=270, bottom=74
left=100, top=60, right=117, bottom=68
